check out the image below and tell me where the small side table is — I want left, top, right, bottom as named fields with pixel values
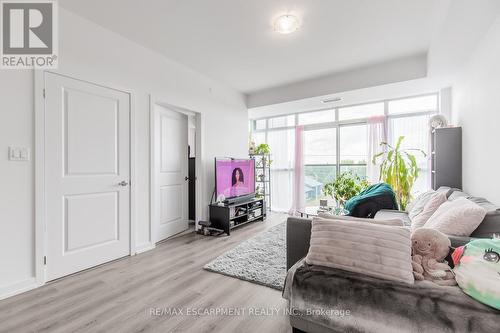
left=297, top=206, right=349, bottom=218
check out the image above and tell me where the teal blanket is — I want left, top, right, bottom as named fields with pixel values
left=344, top=183, right=398, bottom=214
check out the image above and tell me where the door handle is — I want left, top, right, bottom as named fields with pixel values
left=118, top=181, right=129, bottom=186
left=184, top=176, right=189, bottom=181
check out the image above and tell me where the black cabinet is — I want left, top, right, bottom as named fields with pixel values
left=209, top=198, right=266, bottom=235
left=431, top=127, right=462, bottom=190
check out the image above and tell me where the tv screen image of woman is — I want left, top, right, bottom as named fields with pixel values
left=215, top=158, right=255, bottom=199
left=229, top=167, right=246, bottom=197
left=232, top=168, right=244, bottom=187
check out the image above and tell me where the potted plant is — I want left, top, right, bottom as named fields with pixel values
left=253, top=143, right=272, bottom=166
left=322, top=172, right=369, bottom=207
left=254, top=143, right=271, bottom=155
left=372, top=136, right=426, bottom=210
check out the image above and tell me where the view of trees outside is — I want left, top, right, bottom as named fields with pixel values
left=304, top=165, right=336, bottom=205
left=304, top=124, right=368, bottom=205
left=304, top=163, right=367, bottom=206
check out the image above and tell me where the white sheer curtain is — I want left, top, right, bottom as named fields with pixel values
left=267, top=129, right=295, bottom=212
left=289, top=126, right=305, bottom=215
left=366, top=115, right=387, bottom=183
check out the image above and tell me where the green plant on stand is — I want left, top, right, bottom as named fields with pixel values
left=372, top=136, right=426, bottom=210
left=254, top=143, right=272, bottom=166
left=323, top=172, right=369, bottom=208
left=254, top=143, right=271, bottom=155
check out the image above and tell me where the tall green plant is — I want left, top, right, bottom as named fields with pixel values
left=373, top=136, right=426, bottom=210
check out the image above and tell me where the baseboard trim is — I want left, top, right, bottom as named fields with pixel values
left=135, top=242, right=155, bottom=254
left=0, top=277, right=40, bottom=300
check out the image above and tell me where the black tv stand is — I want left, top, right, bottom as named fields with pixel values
left=209, top=197, right=266, bottom=235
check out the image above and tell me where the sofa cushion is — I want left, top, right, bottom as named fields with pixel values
left=448, top=189, right=470, bottom=200
left=374, top=209, right=411, bottom=226
left=436, top=186, right=456, bottom=198
left=448, top=235, right=475, bottom=248
left=305, top=217, right=414, bottom=284
left=468, top=196, right=500, bottom=237
left=283, top=262, right=500, bottom=333
left=425, top=197, right=487, bottom=237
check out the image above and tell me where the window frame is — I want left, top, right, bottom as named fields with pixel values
left=250, top=93, right=439, bottom=201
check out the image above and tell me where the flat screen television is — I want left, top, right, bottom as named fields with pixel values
left=215, top=158, right=255, bottom=201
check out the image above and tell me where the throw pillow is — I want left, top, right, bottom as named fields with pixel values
left=408, top=190, right=436, bottom=220
left=424, top=197, right=487, bottom=237
left=317, top=212, right=404, bottom=226
left=410, top=192, right=447, bottom=231
left=305, top=217, right=414, bottom=284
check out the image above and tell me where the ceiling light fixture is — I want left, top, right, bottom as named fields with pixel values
left=321, top=97, right=342, bottom=104
left=274, top=15, right=300, bottom=34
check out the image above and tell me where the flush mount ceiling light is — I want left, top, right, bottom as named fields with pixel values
left=273, top=15, right=300, bottom=34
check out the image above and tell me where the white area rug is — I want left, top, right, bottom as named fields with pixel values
left=203, top=222, right=286, bottom=290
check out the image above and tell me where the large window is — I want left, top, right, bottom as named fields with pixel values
left=304, top=128, right=337, bottom=205
left=339, top=124, right=368, bottom=178
left=268, top=115, right=295, bottom=128
left=299, top=109, right=335, bottom=125
left=250, top=94, right=439, bottom=211
left=339, top=103, right=384, bottom=121
left=388, top=95, right=437, bottom=115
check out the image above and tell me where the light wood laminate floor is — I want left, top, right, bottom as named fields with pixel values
left=0, top=213, right=291, bottom=333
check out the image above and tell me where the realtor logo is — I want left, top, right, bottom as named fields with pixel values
left=1, top=0, right=58, bottom=68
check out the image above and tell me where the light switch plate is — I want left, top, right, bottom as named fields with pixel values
left=8, top=147, right=30, bottom=161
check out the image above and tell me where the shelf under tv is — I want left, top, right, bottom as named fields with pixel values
left=209, top=197, right=266, bottom=235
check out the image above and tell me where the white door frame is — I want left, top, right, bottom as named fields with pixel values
left=34, top=70, right=138, bottom=286
left=149, top=94, right=204, bottom=244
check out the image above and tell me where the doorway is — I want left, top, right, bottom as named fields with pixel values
left=152, top=104, right=196, bottom=242
left=188, top=115, right=197, bottom=223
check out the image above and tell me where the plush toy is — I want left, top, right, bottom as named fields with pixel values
left=411, top=228, right=456, bottom=286
left=452, top=237, right=500, bottom=310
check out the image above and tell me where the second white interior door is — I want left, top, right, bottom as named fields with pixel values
left=154, top=105, right=189, bottom=242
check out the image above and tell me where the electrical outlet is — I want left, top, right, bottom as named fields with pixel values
left=8, top=147, right=30, bottom=161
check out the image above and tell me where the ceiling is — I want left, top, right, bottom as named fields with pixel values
left=60, top=0, right=446, bottom=94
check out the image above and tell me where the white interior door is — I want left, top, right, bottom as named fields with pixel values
left=154, top=105, right=189, bottom=242
left=45, top=72, right=131, bottom=281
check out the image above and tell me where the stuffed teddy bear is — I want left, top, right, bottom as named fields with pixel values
left=411, top=228, right=456, bottom=286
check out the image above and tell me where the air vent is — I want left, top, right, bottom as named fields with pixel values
left=321, top=97, right=342, bottom=104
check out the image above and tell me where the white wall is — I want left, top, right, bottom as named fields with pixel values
left=452, top=14, right=500, bottom=205
left=0, top=8, right=247, bottom=297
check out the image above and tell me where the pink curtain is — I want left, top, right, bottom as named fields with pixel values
left=289, top=125, right=305, bottom=215
left=367, top=116, right=387, bottom=184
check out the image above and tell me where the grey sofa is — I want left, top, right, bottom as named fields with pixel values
left=283, top=189, right=500, bottom=333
